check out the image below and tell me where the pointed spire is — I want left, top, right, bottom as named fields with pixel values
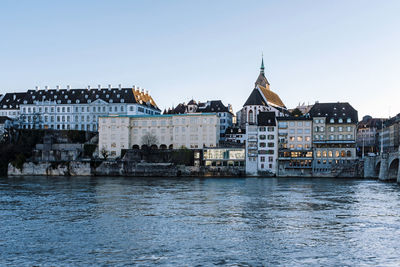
left=260, top=54, right=265, bottom=74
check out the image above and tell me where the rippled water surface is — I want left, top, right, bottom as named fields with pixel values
left=1, top=177, right=400, bottom=266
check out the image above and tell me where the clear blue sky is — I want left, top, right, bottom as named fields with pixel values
left=1, top=0, right=399, bottom=118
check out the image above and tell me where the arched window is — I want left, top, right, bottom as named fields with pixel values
left=248, top=109, right=254, bottom=124
left=341, top=151, right=346, bottom=157
left=346, top=150, right=351, bottom=157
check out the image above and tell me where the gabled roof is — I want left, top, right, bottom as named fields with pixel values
left=257, top=111, right=276, bottom=126
left=166, top=99, right=231, bottom=114
left=198, top=100, right=229, bottom=113
left=258, top=85, right=285, bottom=108
left=243, top=88, right=267, bottom=106
left=0, top=92, right=26, bottom=110
left=308, top=102, right=358, bottom=124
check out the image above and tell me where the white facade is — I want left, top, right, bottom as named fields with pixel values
left=99, top=113, right=220, bottom=158
left=245, top=112, right=278, bottom=176
left=17, top=87, right=161, bottom=131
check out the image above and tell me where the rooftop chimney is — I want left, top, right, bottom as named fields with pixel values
left=56, top=85, right=60, bottom=90
left=146, top=90, right=149, bottom=95
left=98, top=84, right=101, bottom=89
left=118, top=84, right=122, bottom=89
left=45, top=86, right=49, bottom=90
left=35, top=86, right=39, bottom=91
left=133, top=85, right=136, bottom=90
left=67, top=85, right=71, bottom=90
left=87, top=85, right=91, bottom=90
left=108, top=84, right=111, bottom=89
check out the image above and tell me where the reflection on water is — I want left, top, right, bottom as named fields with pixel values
left=1, top=177, right=400, bottom=265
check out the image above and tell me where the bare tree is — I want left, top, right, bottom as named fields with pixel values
left=100, top=146, right=109, bottom=160
left=141, top=132, right=158, bottom=147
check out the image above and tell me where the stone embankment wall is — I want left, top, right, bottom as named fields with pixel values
left=8, top=161, right=91, bottom=176
left=8, top=161, right=245, bottom=177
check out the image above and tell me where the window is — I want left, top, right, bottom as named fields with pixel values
left=260, top=142, right=266, bottom=148
left=338, top=126, right=343, bottom=132
left=267, top=127, right=274, bottom=132
left=338, top=118, right=343, bottom=123
left=289, top=122, right=295, bottom=127
left=347, top=118, right=351, bottom=123
left=330, top=126, right=335, bottom=132
left=330, top=118, right=334, bottom=123
left=297, top=122, right=302, bottom=126
left=297, top=136, right=303, bottom=142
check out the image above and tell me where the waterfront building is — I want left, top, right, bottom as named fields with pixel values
left=0, top=92, right=26, bottom=118
left=277, top=116, right=313, bottom=176
left=245, top=112, right=278, bottom=175
left=203, top=147, right=245, bottom=167
left=377, top=113, right=400, bottom=153
left=164, top=99, right=233, bottom=140
left=224, top=127, right=246, bottom=144
left=308, top=102, right=358, bottom=173
left=237, top=58, right=288, bottom=128
left=15, top=85, right=161, bottom=131
left=357, top=115, right=386, bottom=156
left=98, top=113, right=220, bottom=158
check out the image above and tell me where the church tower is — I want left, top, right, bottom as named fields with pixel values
left=254, top=57, right=270, bottom=90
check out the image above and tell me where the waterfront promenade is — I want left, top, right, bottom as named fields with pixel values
left=1, top=176, right=400, bottom=266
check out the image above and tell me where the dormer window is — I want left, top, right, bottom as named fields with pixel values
left=24, top=100, right=27, bottom=104
left=72, top=91, right=75, bottom=94
left=54, top=95, right=57, bottom=99
left=106, top=94, right=109, bottom=98
left=347, top=118, right=351, bottom=123
left=88, top=100, right=91, bottom=103
left=121, top=99, right=125, bottom=103
left=330, top=118, right=334, bottom=123
left=117, top=94, right=120, bottom=98
left=96, top=95, right=99, bottom=98
left=338, top=118, right=343, bottom=123
left=110, top=99, right=113, bottom=103
left=32, top=96, right=36, bottom=99
left=57, top=100, right=61, bottom=104
left=76, top=100, right=80, bottom=104
left=85, top=95, right=88, bottom=99
left=67, top=100, right=71, bottom=104
left=64, top=95, right=67, bottom=99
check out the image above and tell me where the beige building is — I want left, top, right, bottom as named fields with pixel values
left=99, top=113, right=220, bottom=158
left=277, top=117, right=313, bottom=175
left=309, top=102, right=358, bottom=173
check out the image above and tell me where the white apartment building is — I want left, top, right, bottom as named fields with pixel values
left=0, top=92, right=26, bottom=118
left=99, top=113, right=220, bottom=158
left=0, top=85, right=161, bottom=131
left=165, top=100, right=233, bottom=140
left=245, top=112, right=278, bottom=175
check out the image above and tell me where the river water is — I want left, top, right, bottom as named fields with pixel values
left=1, top=177, right=400, bottom=266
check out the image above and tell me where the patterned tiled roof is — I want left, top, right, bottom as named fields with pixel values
left=308, top=102, right=358, bottom=123
left=18, top=87, right=159, bottom=110
left=0, top=92, right=27, bottom=110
